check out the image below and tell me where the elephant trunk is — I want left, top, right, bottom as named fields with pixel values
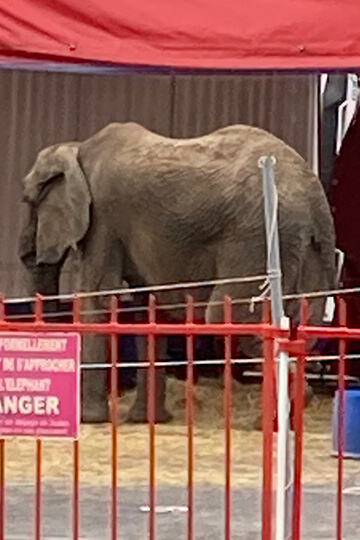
left=22, top=255, right=62, bottom=316
left=19, top=201, right=62, bottom=314
left=28, top=260, right=61, bottom=297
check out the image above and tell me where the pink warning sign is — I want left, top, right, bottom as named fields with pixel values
left=0, top=332, right=80, bottom=438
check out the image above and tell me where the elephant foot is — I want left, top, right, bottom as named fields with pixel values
left=125, top=404, right=173, bottom=424
left=81, top=401, right=109, bottom=424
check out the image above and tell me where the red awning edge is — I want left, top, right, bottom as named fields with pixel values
left=0, top=0, right=360, bottom=70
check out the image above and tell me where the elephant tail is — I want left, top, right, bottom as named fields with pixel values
left=309, top=178, right=336, bottom=291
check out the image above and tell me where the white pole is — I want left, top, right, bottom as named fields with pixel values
left=259, top=156, right=293, bottom=540
left=276, top=348, right=292, bottom=540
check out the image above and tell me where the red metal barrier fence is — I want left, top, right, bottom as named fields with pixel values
left=0, top=294, right=356, bottom=540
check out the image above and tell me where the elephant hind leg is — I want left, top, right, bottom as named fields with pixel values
left=205, top=280, right=265, bottom=360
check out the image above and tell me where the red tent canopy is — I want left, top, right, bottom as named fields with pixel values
left=0, top=0, right=359, bottom=70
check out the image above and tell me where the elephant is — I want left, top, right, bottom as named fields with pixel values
left=18, top=122, right=336, bottom=424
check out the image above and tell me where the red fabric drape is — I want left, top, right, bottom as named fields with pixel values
left=0, top=0, right=360, bottom=69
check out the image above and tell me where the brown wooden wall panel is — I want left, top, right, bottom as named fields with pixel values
left=77, top=73, right=172, bottom=139
left=172, top=73, right=316, bottom=163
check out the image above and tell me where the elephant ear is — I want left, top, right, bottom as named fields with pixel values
left=23, top=144, right=91, bottom=265
left=18, top=201, right=37, bottom=264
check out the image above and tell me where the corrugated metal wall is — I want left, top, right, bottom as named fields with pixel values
left=0, top=70, right=317, bottom=298
left=172, top=74, right=316, bottom=161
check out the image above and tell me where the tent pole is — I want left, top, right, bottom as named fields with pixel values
left=259, top=156, right=293, bottom=540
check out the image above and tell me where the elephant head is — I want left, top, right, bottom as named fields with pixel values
left=19, top=143, right=91, bottom=297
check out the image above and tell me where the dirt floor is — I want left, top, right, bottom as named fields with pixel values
left=3, top=377, right=360, bottom=487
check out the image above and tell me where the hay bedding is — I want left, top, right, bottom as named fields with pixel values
left=3, top=378, right=360, bottom=487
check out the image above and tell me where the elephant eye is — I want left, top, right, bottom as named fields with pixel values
left=21, top=194, right=35, bottom=206
left=38, top=173, right=63, bottom=203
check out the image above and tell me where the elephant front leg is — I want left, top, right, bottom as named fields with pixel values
left=77, top=235, right=126, bottom=424
left=126, top=335, right=173, bottom=424
left=80, top=290, right=109, bottom=423
left=81, top=331, right=109, bottom=423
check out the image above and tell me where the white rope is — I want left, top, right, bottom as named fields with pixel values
left=249, top=278, right=271, bottom=313
left=2, top=261, right=357, bottom=310
left=4, top=274, right=268, bottom=305
left=2, top=286, right=352, bottom=316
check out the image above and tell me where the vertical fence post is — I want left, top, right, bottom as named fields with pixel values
left=259, top=156, right=292, bottom=540
left=186, top=296, right=195, bottom=540
left=261, top=299, right=275, bottom=540
left=337, top=298, right=347, bottom=540
left=73, top=439, right=80, bottom=540
left=110, top=295, right=119, bottom=540
left=291, top=299, right=308, bottom=540
left=35, top=294, right=43, bottom=540
left=0, top=439, right=4, bottom=540
left=148, top=295, right=157, bottom=540
left=224, top=296, right=232, bottom=540
left=72, top=296, right=81, bottom=540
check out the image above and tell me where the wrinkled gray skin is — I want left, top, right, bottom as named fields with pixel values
left=19, top=123, right=335, bottom=424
